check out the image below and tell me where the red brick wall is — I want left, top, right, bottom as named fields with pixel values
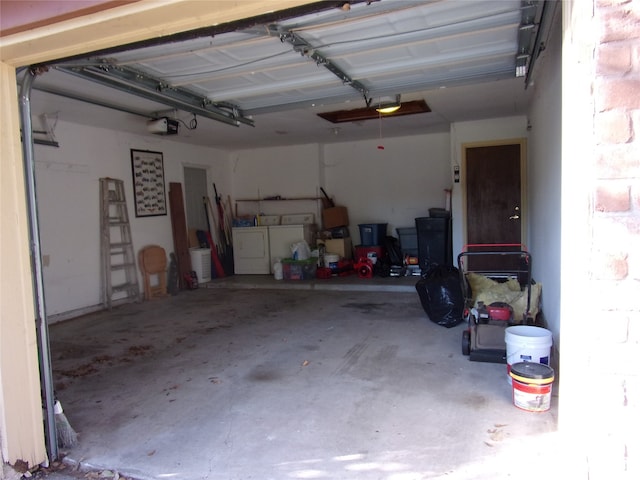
left=594, top=0, right=639, bottom=276
left=591, top=0, right=640, bottom=477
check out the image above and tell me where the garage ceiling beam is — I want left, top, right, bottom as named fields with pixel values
left=56, top=63, right=254, bottom=128
left=524, top=0, right=557, bottom=87
left=275, top=29, right=369, bottom=99
left=516, top=0, right=547, bottom=78
left=24, top=1, right=370, bottom=69
left=33, top=83, right=152, bottom=120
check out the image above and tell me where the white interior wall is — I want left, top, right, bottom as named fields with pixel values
left=449, top=115, right=529, bottom=259
left=525, top=10, right=562, bottom=342
left=230, top=133, right=452, bottom=242
left=37, top=125, right=453, bottom=319
left=324, top=134, right=451, bottom=241
left=230, top=144, right=322, bottom=220
left=35, top=120, right=230, bottom=320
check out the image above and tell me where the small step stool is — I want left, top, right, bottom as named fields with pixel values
left=100, top=177, right=140, bottom=309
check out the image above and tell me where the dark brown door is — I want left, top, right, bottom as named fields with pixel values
left=465, top=143, right=523, bottom=270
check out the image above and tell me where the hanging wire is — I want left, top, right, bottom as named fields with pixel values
left=177, top=114, right=198, bottom=130
left=377, top=108, right=384, bottom=150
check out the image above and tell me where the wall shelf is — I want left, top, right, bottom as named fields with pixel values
left=234, top=197, right=323, bottom=217
left=235, top=197, right=322, bottom=202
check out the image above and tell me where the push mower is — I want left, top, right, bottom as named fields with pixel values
left=458, top=245, right=533, bottom=363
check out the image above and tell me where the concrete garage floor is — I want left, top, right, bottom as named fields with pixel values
left=47, top=276, right=559, bottom=480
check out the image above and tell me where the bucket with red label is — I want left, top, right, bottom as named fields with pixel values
left=509, top=362, right=555, bottom=412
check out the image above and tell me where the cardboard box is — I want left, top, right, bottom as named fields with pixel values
left=281, top=213, right=315, bottom=225
left=322, top=206, right=349, bottom=229
left=257, top=215, right=280, bottom=226
left=318, top=237, right=353, bottom=259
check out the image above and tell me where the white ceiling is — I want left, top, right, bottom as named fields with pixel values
left=25, top=0, right=547, bottom=150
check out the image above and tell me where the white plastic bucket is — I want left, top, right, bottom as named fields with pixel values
left=324, top=254, right=340, bottom=267
left=505, top=326, right=552, bottom=376
left=324, top=254, right=340, bottom=274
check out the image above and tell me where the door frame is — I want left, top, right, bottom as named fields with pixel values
left=183, top=164, right=210, bottom=233
left=461, top=138, right=528, bottom=248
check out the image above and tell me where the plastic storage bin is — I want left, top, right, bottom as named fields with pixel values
left=189, top=248, right=212, bottom=283
left=282, top=258, right=318, bottom=280
left=396, top=227, right=418, bottom=257
left=415, top=217, right=452, bottom=269
left=358, top=223, right=387, bottom=246
left=428, top=208, right=450, bottom=218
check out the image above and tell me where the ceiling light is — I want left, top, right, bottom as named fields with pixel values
left=375, top=95, right=402, bottom=114
left=376, top=104, right=401, bottom=114
left=318, top=99, right=430, bottom=124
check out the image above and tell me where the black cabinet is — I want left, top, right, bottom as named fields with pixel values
left=415, top=216, right=452, bottom=270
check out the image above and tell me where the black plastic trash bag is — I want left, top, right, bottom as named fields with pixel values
left=415, top=265, right=465, bottom=328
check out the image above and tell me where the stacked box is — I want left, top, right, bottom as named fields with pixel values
left=317, top=238, right=353, bottom=259
left=322, top=206, right=349, bottom=229
left=282, top=258, right=318, bottom=280
left=258, top=215, right=280, bottom=226
left=281, top=213, right=315, bottom=225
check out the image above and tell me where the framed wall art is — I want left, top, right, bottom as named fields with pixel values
left=130, top=149, right=167, bottom=217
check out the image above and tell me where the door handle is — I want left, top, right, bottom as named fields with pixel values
left=509, top=206, right=520, bottom=220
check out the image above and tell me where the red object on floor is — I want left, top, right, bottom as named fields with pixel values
left=336, top=259, right=355, bottom=276
left=316, top=267, right=332, bottom=279
left=354, top=245, right=386, bottom=264
left=354, top=257, right=374, bottom=278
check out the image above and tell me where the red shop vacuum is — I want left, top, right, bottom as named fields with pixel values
left=354, top=257, right=374, bottom=278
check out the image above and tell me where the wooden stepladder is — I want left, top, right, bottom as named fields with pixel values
left=100, top=177, right=140, bottom=309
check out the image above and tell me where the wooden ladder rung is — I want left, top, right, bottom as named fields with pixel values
left=111, top=283, right=137, bottom=293
left=110, top=263, right=136, bottom=271
left=100, top=177, right=140, bottom=309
